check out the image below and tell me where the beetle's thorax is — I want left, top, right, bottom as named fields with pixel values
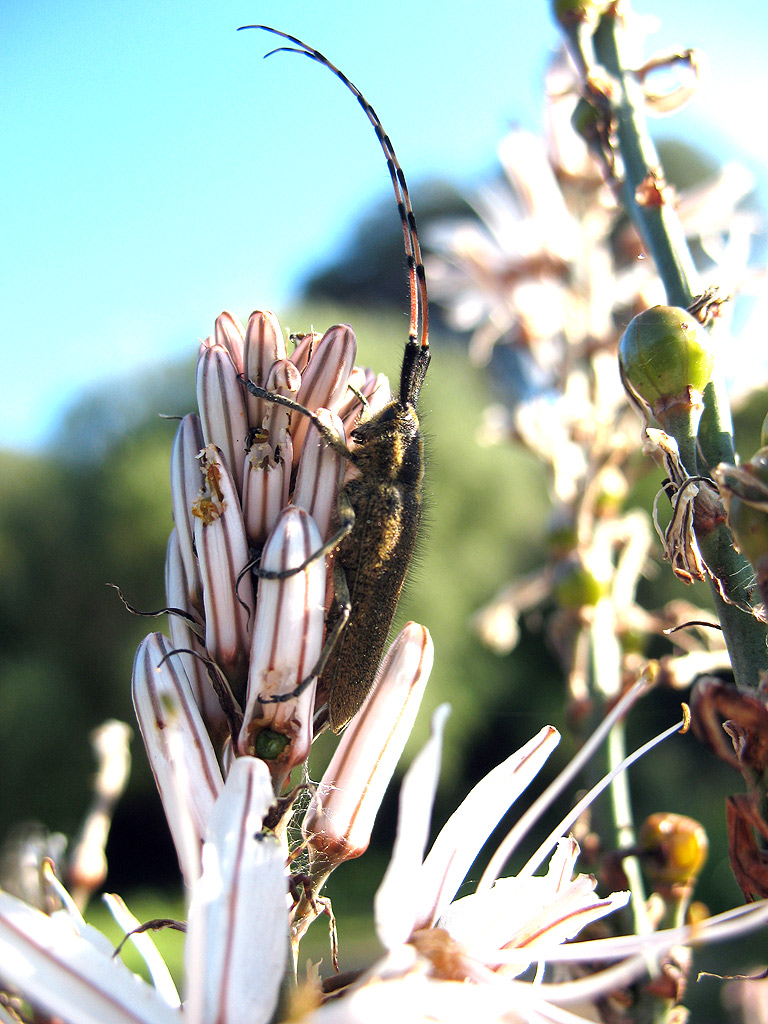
left=350, top=399, right=423, bottom=486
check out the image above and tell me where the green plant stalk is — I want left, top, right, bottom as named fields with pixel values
left=589, top=610, right=673, bottom=1024
left=659, top=404, right=767, bottom=688
left=695, top=531, right=768, bottom=692
left=591, top=7, right=768, bottom=690
left=592, top=12, right=697, bottom=309
left=588, top=595, right=650, bottom=931
left=591, top=7, right=737, bottom=474
left=657, top=406, right=699, bottom=479
left=698, top=363, right=738, bottom=470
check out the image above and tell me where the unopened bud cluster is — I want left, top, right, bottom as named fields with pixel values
left=161, top=312, right=382, bottom=774
left=131, top=308, right=433, bottom=894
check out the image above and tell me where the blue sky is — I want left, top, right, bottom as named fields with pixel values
left=3, top=0, right=768, bottom=451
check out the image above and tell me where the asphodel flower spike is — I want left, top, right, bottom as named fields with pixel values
left=157, top=308, right=390, bottom=761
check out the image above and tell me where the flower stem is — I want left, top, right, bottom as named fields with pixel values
left=592, top=10, right=698, bottom=308
left=589, top=5, right=768, bottom=690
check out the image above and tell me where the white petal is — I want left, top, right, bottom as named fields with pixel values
left=306, top=949, right=549, bottom=1024
left=0, top=891, right=179, bottom=1024
left=439, top=841, right=629, bottom=976
left=102, top=893, right=180, bottom=1007
left=374, top=705, right=450, bottom=949
left=414, top=725, right=560, bottom=930
left=185, top=757, right=288, bottom=1024
left=132, top=633, right=224, bottom=886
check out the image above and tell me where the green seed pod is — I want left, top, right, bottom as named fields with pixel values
left=254, top=728, right=290, bottom=760
left=552, top=0, right=606, bottom=27
left=571, top=97, right=602, bottom=143
left=618, top=305, right=715, bottom=418
left=554, top=556, right=610, bottom=609
left=639, top=812, right=708, bottom=886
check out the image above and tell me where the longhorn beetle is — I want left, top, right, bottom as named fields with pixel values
left=239, top=25, right=430, bottom=733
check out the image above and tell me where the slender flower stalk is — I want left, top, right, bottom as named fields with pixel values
left=422, top=6, right=768, bottom=1014
left=66, top=721, right=132, bottom=909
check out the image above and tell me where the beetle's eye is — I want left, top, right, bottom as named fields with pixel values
left=378, top=405, right=397, bottom=424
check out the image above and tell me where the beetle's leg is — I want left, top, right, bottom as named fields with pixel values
left=345, top=380, right=369, bottom=412
left=241, top=376, right=354, bottom=462
left=257, top=557, right=352, bottom=706
left=253, top=516, right=353, bottom=581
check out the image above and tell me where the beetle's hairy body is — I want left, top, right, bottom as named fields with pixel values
left=322, top=402, right=424, bottom=732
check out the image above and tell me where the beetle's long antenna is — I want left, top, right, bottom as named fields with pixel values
left=239, top=25, right=430, bottom=399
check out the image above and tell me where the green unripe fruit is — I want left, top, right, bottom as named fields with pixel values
left=639, top=813, right=708, bottom=886
left=571, top=97, right=602, bottom=145
left=554, top=557, right=610, bottom=609
left=254, top=728, right=289, bottom=760
left=618, top=305, right=715, bottom=417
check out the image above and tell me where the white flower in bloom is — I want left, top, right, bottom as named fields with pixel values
left=0, top=757, right=288, bottom=1024
left=373, top=708, right=628, bottom=977
left=3, top=705, right=768, bottom=1023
